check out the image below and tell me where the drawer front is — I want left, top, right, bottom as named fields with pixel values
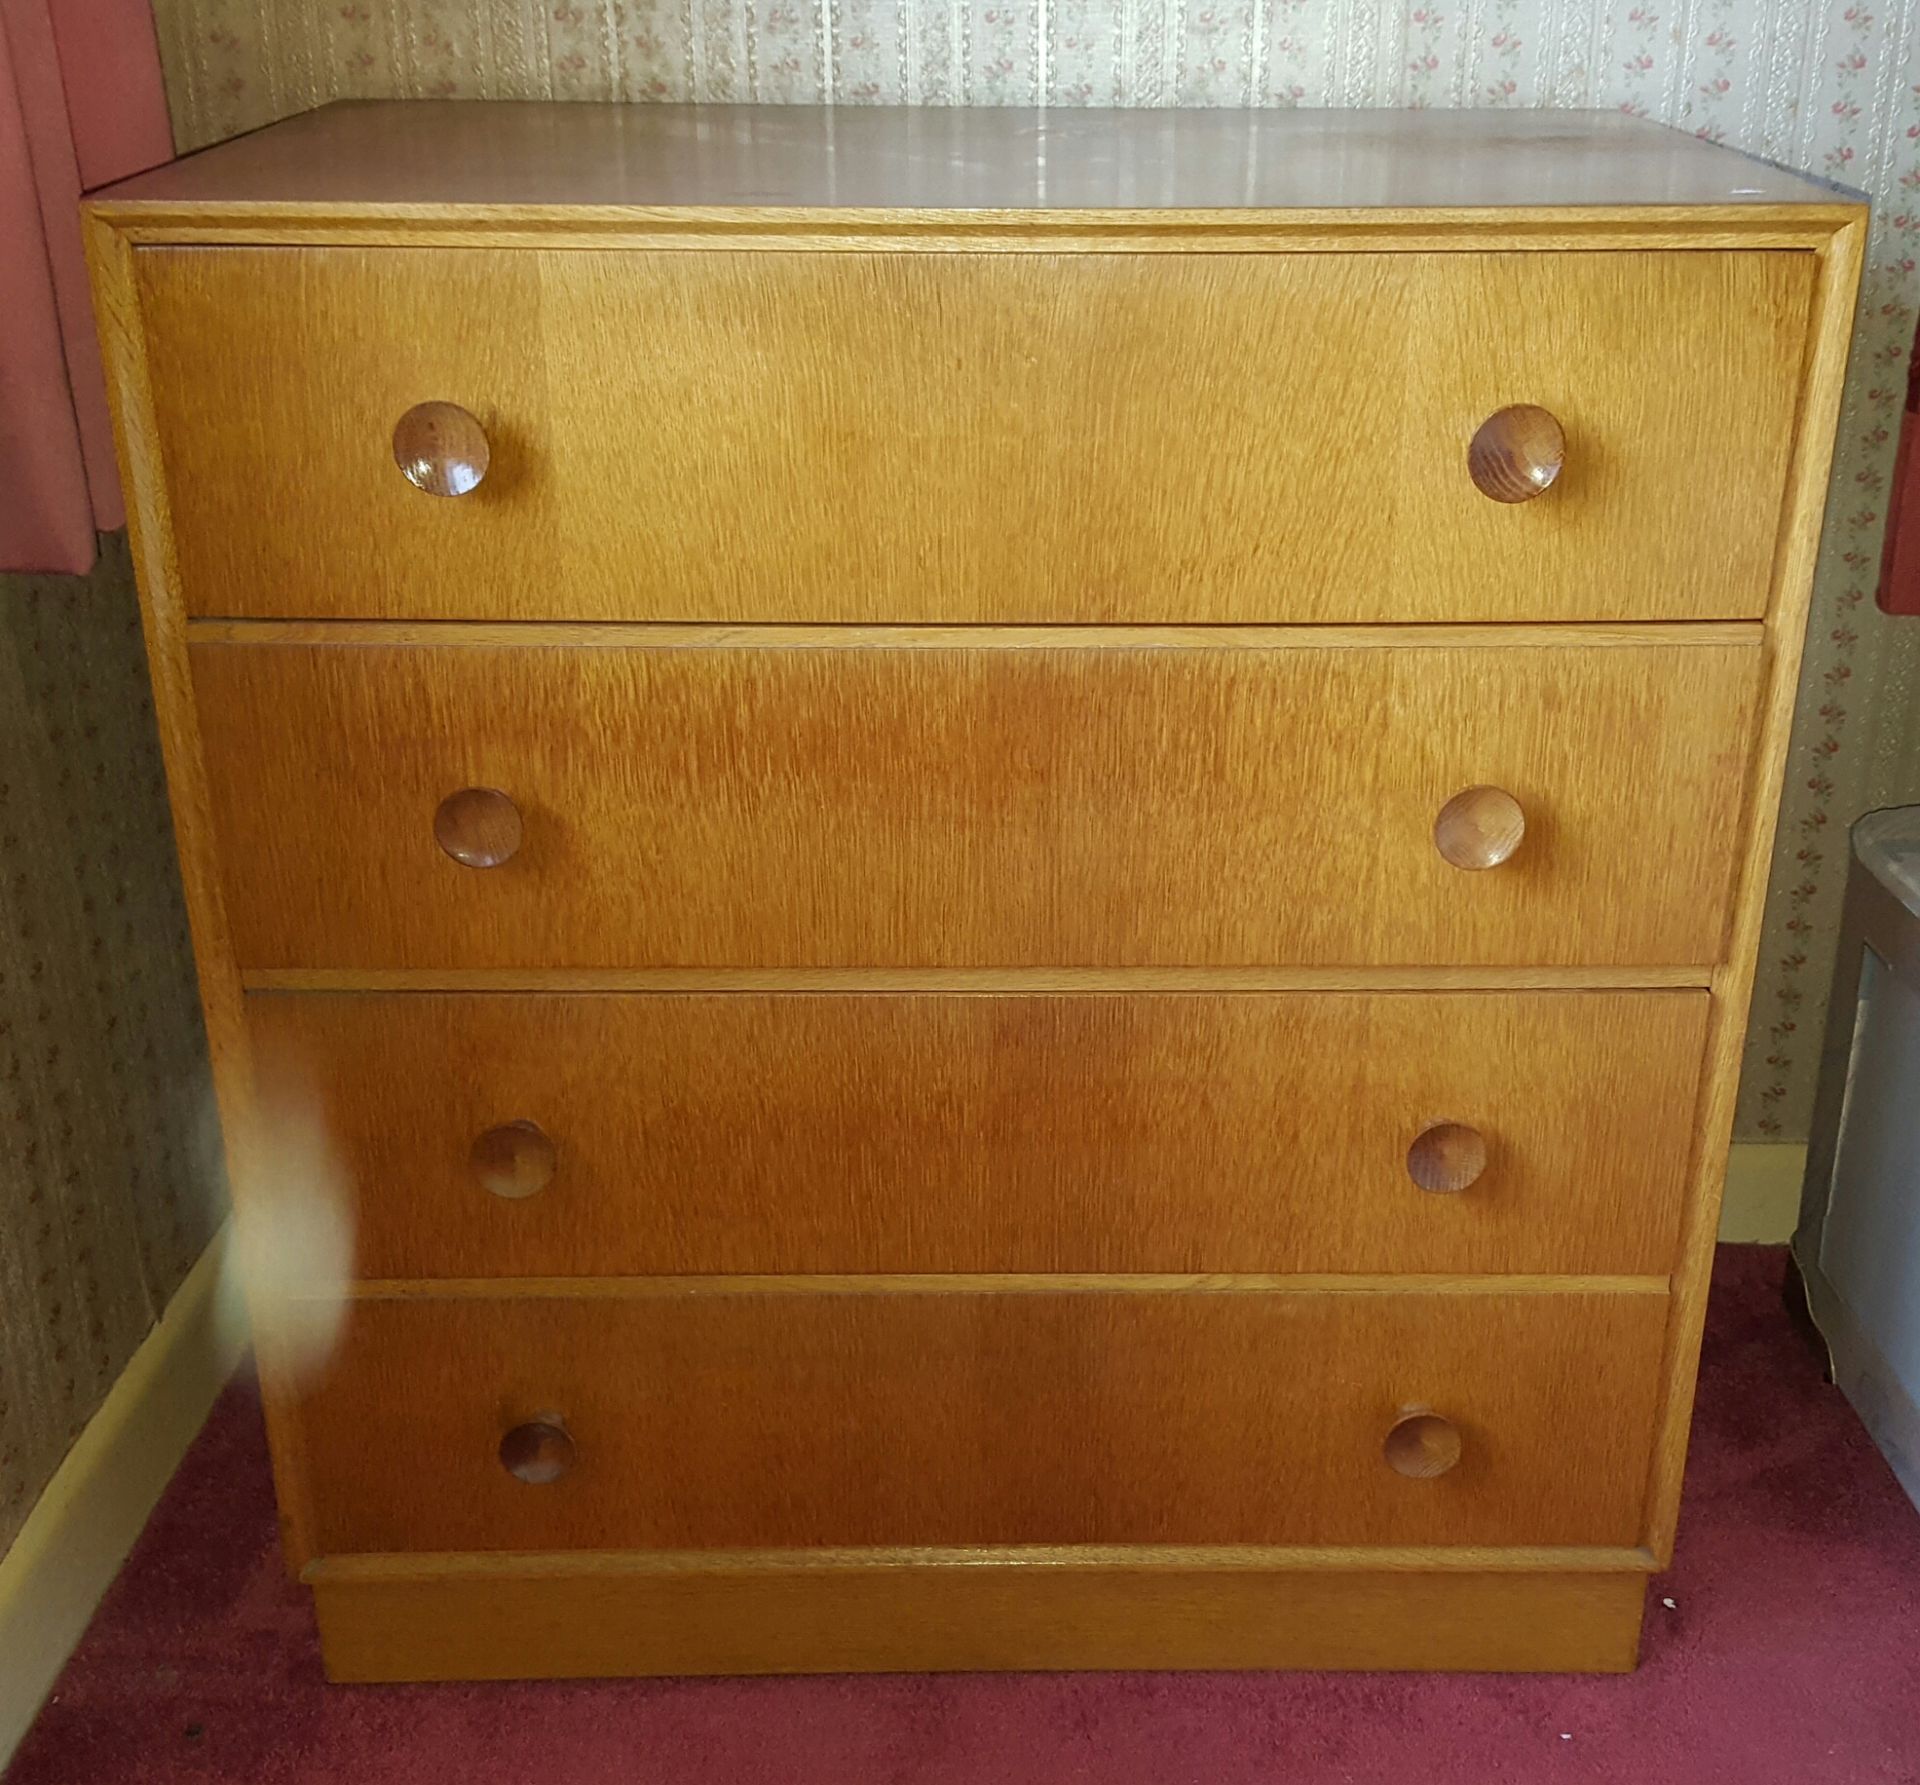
left=139, top=246, right=1808, bottom=624
left=196, top=635, right=1759, bottom=970
left=250, top=990, right=1707, bottom=1278
left=295, top=1289, right=1667, bottom=1553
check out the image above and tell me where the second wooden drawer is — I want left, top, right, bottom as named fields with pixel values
left=249, top=988, right=1707, bottom=1277
left=193, top=631, right=1761, bottom=970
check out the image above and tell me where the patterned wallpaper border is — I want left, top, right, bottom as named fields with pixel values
left=149, top=0, right=1920, bottom=1138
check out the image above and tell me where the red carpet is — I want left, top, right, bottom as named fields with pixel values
left=9, top=1246, right=1920, bottom=1784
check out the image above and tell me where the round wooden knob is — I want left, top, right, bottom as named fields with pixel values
left=1433, top=786, right=1525, bottom=871
left=1407, top=1122, right=1487, bottom=1193
left=1467, top=404, right=1565, bottom=503
left=434, top=787, right=522, bottom=868
left=499, top=1419, right=574, bottom=1485
left=470, top=1120, right=555, bottom=1200
left=393, top=401, right=490, bottom=497
left=1384, top=1409, right=1463, bottom=1479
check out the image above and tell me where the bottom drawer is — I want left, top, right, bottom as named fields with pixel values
left=293, top=1287, right=1667, bottom=1553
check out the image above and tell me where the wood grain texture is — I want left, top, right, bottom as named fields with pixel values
left=136, top=247, right=1809, bottom=626
left=325, top=1274, right=1668, bottom=1299
left=308, top=1552, right=1649, bottom=1680
left=391, top=401, right=490, bottom=498
left=79, top=213, right=320, bottom=1575
left=185, top=618, right=1761, bottom=650
left=1467, top=404, right=1567, bottom=503
left=93, top=102, right=1851, bottom=214
left=237, top=963, right=1720, bottom=991
left=1433, top=784, right=1528, bottom=871
left=1406, top=1122, right=1491, bottom=1194
left=77, top=104, right=1870, bottom=1673
left=290, top=1288, right=1668, bottom=1553
left=245, top=989, right=1708, bottom=1277
left=309, top=1540, right=1661, bottom=1571
left=190, top=632, right=1763, bottom=971
left=430, top=786, right=522, bottom=869
left=1385, top=1411, right=1465, bottom=1478
left=1641, top=215, right=1869, bottom=1565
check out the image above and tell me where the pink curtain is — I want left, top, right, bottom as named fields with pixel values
left=0, top=0, right=172, bottom=574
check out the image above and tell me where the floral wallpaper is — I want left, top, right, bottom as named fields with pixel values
left=146, top=0, right=1920, bottom=1140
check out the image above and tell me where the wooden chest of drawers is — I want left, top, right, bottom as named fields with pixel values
left=85, top=102, right=1863, bottom=1680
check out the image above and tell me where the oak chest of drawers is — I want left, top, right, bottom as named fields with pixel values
left=85, top=101, right=1864, bottom=1680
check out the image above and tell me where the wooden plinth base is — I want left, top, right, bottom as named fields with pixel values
left=307, top=1549, right=1649, bottom=1680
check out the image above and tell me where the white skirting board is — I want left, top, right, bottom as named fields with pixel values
left=1719, top=1143, right=1809, bottom=1244
left=0, top=1224, right=245, bottom=1769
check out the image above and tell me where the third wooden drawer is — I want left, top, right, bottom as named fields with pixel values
left=193, top=630, right=1762, bottom=971
left=249, top=988, right=1707, bottom=1278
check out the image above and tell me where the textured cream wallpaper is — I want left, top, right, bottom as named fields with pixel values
left=148, top=0, right=1920, bottom=1138
left=0, top=534, right=223, bottom=1553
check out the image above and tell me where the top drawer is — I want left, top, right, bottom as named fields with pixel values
left=135, top=246, right=1811, bottom=624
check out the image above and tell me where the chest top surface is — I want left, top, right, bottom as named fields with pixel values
left=92, top=100, right=1857, bottom=218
